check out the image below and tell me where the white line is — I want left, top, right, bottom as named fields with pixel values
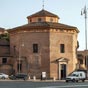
left=39, top=84, right=88, bottom=88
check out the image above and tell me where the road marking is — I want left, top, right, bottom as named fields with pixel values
left=39, top=84, right=88, bottom=88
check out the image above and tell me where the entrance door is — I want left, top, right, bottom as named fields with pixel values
left=17, top=63, right=22, bottom=73
left=61, top=64, right=66, bottom=79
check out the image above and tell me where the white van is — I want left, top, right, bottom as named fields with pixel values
left=66, top=71, right=86, bottom=82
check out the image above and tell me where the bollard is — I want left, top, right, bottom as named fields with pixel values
left=33, top=76, right=36, bottom=81
left=29, top=76, right=30, bottom=80
left=53, top=77, right=56, bottom=81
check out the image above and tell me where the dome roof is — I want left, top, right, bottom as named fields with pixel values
left=27, top=9, right=59, bottom=19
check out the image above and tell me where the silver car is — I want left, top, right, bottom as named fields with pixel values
left=0, top=73, right=9, bottom=79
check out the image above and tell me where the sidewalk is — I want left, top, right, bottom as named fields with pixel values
left=0, top=78, right=65, bottom=82
left=27, top=79, right=65, bottom=82
left=1, top=79, right=88, bottom=82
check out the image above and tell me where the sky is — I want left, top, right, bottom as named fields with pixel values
left=0, top=0, right=88, bottom=50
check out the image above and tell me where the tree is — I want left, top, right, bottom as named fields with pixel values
left=0, top=33, right=9, bottom=41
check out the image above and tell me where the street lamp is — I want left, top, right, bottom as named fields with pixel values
left=81, top=5, right=87, bottom=50
left=18, top=43, right=24, bottom=73
left=81, top=5, right=88, bottom=77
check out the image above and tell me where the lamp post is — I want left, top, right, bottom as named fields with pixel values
left=81, top=5, right=88, bottom=77
left=18, top=43, right=24, bottom=73
left=81, top=5, right=87, bottom=50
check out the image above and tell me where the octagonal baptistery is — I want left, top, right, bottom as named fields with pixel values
left=8, top=9, right=79, bottom=79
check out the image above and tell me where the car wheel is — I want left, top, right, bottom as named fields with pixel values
left=2, top=77, right=5, bottom=79
left=73, top=79, right=75, bottom=82
left=23, top=77, right=26, bottom=80
left=76, top=80, right=78, bottom=82
left=66, top=80, right=68, bottom=82
left=82, top=79, right=85, bottom=82
left=12, top=76, right=16, bottom=80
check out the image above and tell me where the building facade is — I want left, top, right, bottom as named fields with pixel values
left=1, top=10, right=79, bottom=79
left=0, top=28, right=14, bottom=75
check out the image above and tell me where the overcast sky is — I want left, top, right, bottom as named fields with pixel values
left=0, top=0, right=88, bottom=50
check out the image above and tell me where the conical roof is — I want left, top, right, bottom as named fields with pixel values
left=27, top=9, right=59, bottom=18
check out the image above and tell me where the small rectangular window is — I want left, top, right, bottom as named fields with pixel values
left=38, top=18, right=42, bottom=22
left=60, top=44, right=65, bottom=53
left=2, top=58, right=7, bottom=64
left=50, top=18, right=53, bottom=22
left=33, top=44, right=38, bottom=53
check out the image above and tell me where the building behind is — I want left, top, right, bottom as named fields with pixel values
left=0, top=28, right=14, bottom=75
left=77, top=50, right=88, bottom=71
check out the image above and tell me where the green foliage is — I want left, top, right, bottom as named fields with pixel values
left=0, top=33, right=9, bottom=41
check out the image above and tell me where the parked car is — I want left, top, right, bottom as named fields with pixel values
left=9, top=73, right=28, bottom=80
left=0, top=73, right=9, bottom=79
left=65, top=71, right=86, bottom=82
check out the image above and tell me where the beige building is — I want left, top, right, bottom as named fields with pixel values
left=1, top=9, right=79, bottom=79
left=77, top=50, right=88, bottom=71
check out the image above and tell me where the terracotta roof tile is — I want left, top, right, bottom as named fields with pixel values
left=8, top=22, right=79, bottom=33
left=27, top=10, right=59, bottom=18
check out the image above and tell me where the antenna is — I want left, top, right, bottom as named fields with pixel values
left=42, top=0, right=45, bottom=10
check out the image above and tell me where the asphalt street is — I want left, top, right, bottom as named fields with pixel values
left=0, top=80, right=88, bottom=88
